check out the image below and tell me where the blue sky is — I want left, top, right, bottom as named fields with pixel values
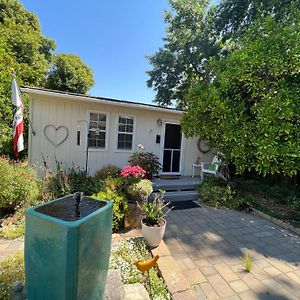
left=20, top=0, right=170, bottom=104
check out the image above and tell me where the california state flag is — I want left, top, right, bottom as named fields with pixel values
left=12, top=76, right=24, bottom=157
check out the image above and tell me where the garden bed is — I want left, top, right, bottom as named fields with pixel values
left=109, top=238, right=170, bottom=300
left=236, top=179, right=300, bottom=228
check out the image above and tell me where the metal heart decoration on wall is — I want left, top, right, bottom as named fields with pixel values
left=44, top=125, right=69, bottom=147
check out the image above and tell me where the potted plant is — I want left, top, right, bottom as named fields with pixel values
left=138, top=191, right=172, bottom=248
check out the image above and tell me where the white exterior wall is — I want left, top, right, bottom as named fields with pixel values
left=27, top=93, right=214, bottom=177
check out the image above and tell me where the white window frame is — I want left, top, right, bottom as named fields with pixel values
left=87, top=110, right=109, bottom=152
left=115, top=114, right=136, bottom=152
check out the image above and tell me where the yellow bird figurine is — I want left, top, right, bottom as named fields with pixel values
left=134, top=255, right=159, bottom=274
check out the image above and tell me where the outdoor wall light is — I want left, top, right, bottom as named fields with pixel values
left=157, top=118, right=163, bottom=126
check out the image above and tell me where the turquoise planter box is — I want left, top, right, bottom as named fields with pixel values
left=25, top=195, right=112, bottom=300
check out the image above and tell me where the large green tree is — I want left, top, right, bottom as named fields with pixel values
left=46, top=53, right=94, bottom=94
left=0, top=0, right=95, bottom=156
left=182, top=11, right=300, bottom=176
left=0, top=0, right=55, bottom=154
left=147, top=0, right=298, bottom=108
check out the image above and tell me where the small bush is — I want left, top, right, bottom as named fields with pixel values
left=0, top=158, right=40, bottom=211
left=128, top=152, right=161, bottom=177
left=103, top=177, right=124, bottom=193
left=127, top=179, right=153, bottom=201
left=198, top=177, right=251, bottom=210
left=95, top=165, right=120, bottom=181
left=45, top=165, right=102, bottom=198
left=92, top=188, right=128, bottom=231
left=0, top=251, right=24, bottom=300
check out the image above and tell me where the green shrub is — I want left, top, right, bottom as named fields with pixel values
left=127, top=179, right=153, bottom=201
left=92, top=189, right=128, bottom=231
left=0, top=251, right=24, bottom=300
left=102, top=177, right=124, bottom=193
left=0, top=158, right=40, bottom=211
left=68, top=168, right=102, bottom=196
left=198, top=177, right=251, bottom=210
left=95, top=165, right=120, bottom=181
left=45, top=166, right=102, bottom=198
left=128, top=152, right=161, bottom=177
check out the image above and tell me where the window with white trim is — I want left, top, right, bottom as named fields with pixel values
left=117, top=116, right=134, bottom=150
left=88, top=112, right=107, bottom=148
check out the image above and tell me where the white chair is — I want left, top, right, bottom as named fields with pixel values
left=200, top=155, right=222, bottom=180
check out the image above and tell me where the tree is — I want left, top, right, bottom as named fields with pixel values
left=147, top=0, right=298, bottom=108
left=46, top=54, right=94, bottom=94
left=181, top=11, right=300, bottom=176
left=147, top=0, right=217, bottom=108
left=0, top=0, right=55, bottom=155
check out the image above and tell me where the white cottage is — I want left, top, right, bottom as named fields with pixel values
left=21, top=86, right=213, bottom=177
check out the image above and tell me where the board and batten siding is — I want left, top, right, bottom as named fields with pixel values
left=28, top=93, right=213, bottom=177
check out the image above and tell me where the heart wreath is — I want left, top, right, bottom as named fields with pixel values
left=44, top=125, right=69, bottom=147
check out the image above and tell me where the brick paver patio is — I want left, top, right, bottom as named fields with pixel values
left=164, top=203, right=300, bottom=299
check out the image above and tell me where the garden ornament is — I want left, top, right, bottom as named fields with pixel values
left=134, top=255, right=159, bottom=274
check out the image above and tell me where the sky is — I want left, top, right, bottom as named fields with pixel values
left=20, top=0, right=170, bottom=104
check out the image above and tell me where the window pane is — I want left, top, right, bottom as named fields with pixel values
left=88, top=139, right=96, bottom=148
left=127, top=118, right=134, bottom=125
left=99, top=115, right=106, bottom=122
left=118, top=125, right=126, bottom=132
left=117, top=133, right=132, bottom=150
left=90, top=121, right=97, bottom=129
left=126, top=124, right=133, bottom=133
left=90, top=113, right=98, bottom=121
left=119, top=117, right=126, bottom=124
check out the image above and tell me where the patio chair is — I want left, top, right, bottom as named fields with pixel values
left=200, top=155, right=222, bottom=180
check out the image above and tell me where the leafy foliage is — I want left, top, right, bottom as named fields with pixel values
left=128, top=152, right=161, bottom=177
left=0, top=1, right=95, bottom=156
left=147, top=0, right=298, bottom=108
left=182, top=11, right=300, bottom=176
left=139, top=191, right=171, bottom=226
left=92, top=189, right=128, bottom=231
left=127, top=179, right=153, bottom=201
left=0, top=251, right=24, bottom=300
left=198, top=177, right=252, bottom=210
left=94, top=165, right=120, bottom=181
left=0, top=157, right=40, bottom=211
left=46, top=53, right=94, bottom=94
left=110, top=238, right=170, bottom=299
left=45, top=163, right=102, bottom=198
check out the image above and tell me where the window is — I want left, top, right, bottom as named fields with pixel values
left=117, top=116, right=134, bottom=150
left=88, top=112, right=107, bottom=149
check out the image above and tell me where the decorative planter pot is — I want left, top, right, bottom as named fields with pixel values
left=25, top=195, right=112, bottom=300
left=141, top=218, right=166, bottom=248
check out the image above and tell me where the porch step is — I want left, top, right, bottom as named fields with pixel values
left=152, top=183, right=199, bottom=192
left=150, top=190, right=199, bottom=202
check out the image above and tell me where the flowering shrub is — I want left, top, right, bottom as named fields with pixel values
left=127, top=179, right=153, bottom=201
left=121, top=165, right=146, bottom=178
left=128, top=152, right=161, bottom=178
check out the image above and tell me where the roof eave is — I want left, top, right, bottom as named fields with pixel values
left=20, top=87, right=183, bottom=115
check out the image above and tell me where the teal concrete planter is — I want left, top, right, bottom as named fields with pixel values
left=25, top=195, right=112, bottom=300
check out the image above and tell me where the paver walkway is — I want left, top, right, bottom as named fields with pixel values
left=0, top=238, right=23, bottom=261
left=164, top=202, right=300, bottom=299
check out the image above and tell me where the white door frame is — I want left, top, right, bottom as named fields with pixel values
left=159, top=121, right=184, bottom=175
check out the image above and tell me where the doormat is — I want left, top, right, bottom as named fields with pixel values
left=159, top=175, right=181, bottom=179
left=168, top=201, right=201, bottom=210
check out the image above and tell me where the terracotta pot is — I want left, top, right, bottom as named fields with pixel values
left=141, top=218, right=166, bottom=248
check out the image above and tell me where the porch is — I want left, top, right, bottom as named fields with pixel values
left=151, top=176, right=202, bottom=202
